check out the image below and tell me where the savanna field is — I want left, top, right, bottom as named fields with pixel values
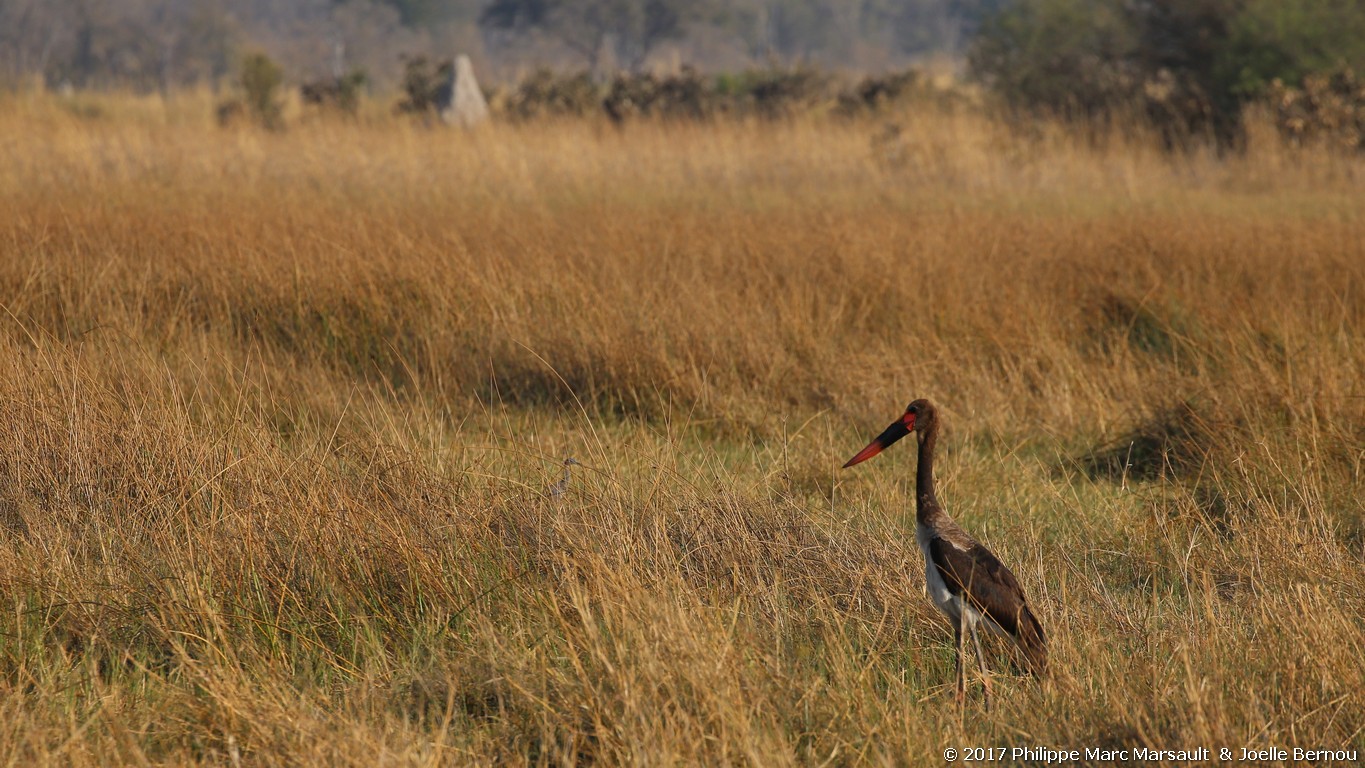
left=0, top=91, right=1362, bottom=765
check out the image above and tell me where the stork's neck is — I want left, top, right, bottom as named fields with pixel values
left=915, top=424, right=943, bottom=524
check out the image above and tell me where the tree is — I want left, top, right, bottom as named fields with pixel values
left=479, top=0, right=696, bottom=71
left=968, top=0, right=1138, bottom=119
left=1215, top=0, right=1365, bottom=98
left=969, top=0, right=1365, bottom=146
left=378, top=0, right=457, bottom=26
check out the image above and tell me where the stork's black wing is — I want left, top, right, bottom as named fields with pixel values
left=928, top=536, right=1047, bottom=674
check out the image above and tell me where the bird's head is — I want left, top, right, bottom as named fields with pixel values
left=842, top=399, right=936, bottom=468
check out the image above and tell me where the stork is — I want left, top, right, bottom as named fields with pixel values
left=843, top=399, right=1046, bottom=708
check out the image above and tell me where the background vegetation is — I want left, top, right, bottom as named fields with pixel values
left=9, top=0, right=1365, bottom=155
left=0, top=0, right=1000, bottom=90
left=0, top=87, right=1361, bottom=764
left=969, top=0, right=1365, bottom=145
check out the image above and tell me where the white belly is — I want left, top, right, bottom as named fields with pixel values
left=911, top=523, right=966, bottom=624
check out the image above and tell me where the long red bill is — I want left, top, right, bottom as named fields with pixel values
left=842, top=417, right=912, bottom=468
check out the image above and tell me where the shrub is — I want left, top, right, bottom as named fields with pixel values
left=603, top=67, right=715, bottom=123
left=1265, top=65, right=1365, bottom=151
left=500, top=69, right=601, bottom=122
left=215, top=99, right=247, bottom=128
left=727, top=67, right=832, bottom=119
left=396, top=55, right=453, bottom=117
left=836, top=70, right=924, bottom=116
left=301, top=69, right=368, bottom=116
left=493, top=66, right=928, bottom=124
left=239, top=52, right=285, bottom=130
left=215, top=52, right=285, bottom=130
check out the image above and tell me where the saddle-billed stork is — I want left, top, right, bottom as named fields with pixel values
left=843, top=399, right=1046, bottom=708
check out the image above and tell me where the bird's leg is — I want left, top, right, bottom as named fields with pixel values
left=954, top=621, right=966, bottom=708
left=970, top=622, right=992, bottom=713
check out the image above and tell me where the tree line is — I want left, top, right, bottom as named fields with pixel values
left=4, top=0, right=1361, bottom=148
left=0, top=0, right=1004, bottom=90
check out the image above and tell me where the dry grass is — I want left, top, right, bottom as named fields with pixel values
left=0, top=88, right=1362, bottom=765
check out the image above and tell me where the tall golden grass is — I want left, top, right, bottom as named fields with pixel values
left=0, top=89, right=1362, bottom=765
